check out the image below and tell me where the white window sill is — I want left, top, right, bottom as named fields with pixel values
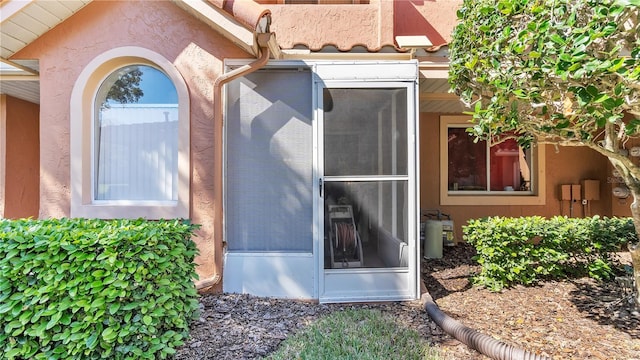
left=441, top=193, right=545, bottom=206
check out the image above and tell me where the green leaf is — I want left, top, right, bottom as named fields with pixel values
left=19, top=309, right=33, bottom=325
left=550, top=34, right=566, bottom=46
left=512, top=89, right=528, bottom=99
left=5, top=348, right=21, bottom=358
left=45, top=311, right=62, bottom=330
left=69, top=331, right=85, bottom=342
left=143, top=315, right=153, bottom=326
left=594, top=94, right=610, bottom=103
left=102, top=327, right=118, bottom=342
left=0, top=280, right=12, bottom=292
left=559, top=53, right=572, bottom=62
left=0, top=300, right=16, bottom=314
left=61, top=244, right=76, bottom=252
left=91, top=297, right=105, bottom=309
left=85, top=332, right=99, bottom=350
left=122, top=302, right=138, bottom=311
left=109, top=302, right=121, bottom=315
left=614, top=83, right=623, bottom=96
left=60, top=313, right=72, bottom=326
left=5, top=248, right=20, bottom=260
left=585, top=85, right=600, bottom=98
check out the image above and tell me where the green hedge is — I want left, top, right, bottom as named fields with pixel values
left=463, top=216, right=634, bottom=291
left=0, top=218, right=199, bottom=359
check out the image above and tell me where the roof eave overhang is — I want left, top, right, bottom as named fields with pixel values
left=0, top=0, right=31, bottom=23
left=0, top=58, right=38, bottom=79
left=173, top=0, right=280, bottom=59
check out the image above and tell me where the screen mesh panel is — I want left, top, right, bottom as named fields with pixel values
left=226, top=69, right=313, bottom=251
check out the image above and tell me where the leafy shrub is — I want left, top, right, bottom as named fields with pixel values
left=463, top=216, right=632, bottom=291
left=0, top=218, right=199, bottom=359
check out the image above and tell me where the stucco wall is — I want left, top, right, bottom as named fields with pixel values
left=0, top=95, right=4, bottom=218
left=394, top=0, right=462, bottom=46
left=14, top=1, right=249, bottom=284
left=268, top=0, right=461, bottom=50
left=2, top=95, right=40, bottom=219
left=268, top=0, right=394, bottom=50
left=419, top=112, right=612, bottom=242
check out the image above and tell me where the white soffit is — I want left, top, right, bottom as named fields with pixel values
left=418, top=62, right=465, bottom=114
left=0, top=59, right=39, bottom=103
left=1, top=0, right=92, bottom=59
left=1, top=0, right=90, bottom=104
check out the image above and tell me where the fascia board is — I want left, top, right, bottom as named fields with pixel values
left=173, top=0, right=257, bottom=57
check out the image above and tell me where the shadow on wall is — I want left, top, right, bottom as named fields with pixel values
left=5, top=96, right=40, bottom=219
left=393, top=0, right=447, bottom=46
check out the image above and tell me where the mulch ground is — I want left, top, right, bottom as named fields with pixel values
left=423, top=243, right=640, bottom=360
left=177, top=244, right=640, bottom=359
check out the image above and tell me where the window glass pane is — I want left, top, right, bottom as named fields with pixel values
left=94, top=65, right=178, bottom=201
left=323, top=88, right=407, bottom=176
left=447, top=128, right=486, bottom=191
left=324, top=181, right=408, bottom=269
left=489, top=139, right=532, bottom=191
left=448, top=127, right=533, bottom=192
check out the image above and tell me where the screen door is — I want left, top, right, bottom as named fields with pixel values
left=317, top=64, right=419, bottom=302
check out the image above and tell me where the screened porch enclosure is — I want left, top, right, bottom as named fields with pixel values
left=223, top=61, right=419, bottom=302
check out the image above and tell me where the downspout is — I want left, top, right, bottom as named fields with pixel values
left=195, top=32, right=272, bottom=291
left=421, top=289, right=551, bottom=360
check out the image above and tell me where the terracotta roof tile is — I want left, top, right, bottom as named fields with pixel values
left=288, top=41, right=401, bottom=53
left=207, top=0, right=271, bottom=32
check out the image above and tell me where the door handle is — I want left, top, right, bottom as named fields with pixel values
left=319, top=178, right=323, bottom=197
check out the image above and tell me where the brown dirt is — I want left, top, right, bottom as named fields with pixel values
left=175, top=294, right=446, bottom=359
left=423, top=243, right=640, bottom=360
left=176, top=244, right=640, bottom=360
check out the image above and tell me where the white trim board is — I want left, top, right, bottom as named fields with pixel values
left=223, top=252, right=316, bottom=299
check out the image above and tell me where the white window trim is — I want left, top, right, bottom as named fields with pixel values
left=70, top=47, right=189, bottom=219
left=440, top=115, right=545, bottom=206
left=0, top=95, right=5, bottom=218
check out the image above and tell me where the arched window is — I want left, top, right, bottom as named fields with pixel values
left=71, top=47, right=189, bottom=219
left=94, top=65, right=178, bottom=202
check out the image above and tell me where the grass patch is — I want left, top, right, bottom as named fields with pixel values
left=265, top=308, right=440, bottom=360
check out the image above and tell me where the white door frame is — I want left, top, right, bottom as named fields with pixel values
left=223, top=61, right=317, bottom=299
left=314, top=61, right=420, bottom=303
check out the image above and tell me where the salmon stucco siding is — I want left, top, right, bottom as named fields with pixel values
left=1, top=95, right=39, bottom=219
left=13, top=0, right=250, bottom=286
left=419, top=112, right=612, bottom=241
left=2, top=0, right=632, bottom=300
